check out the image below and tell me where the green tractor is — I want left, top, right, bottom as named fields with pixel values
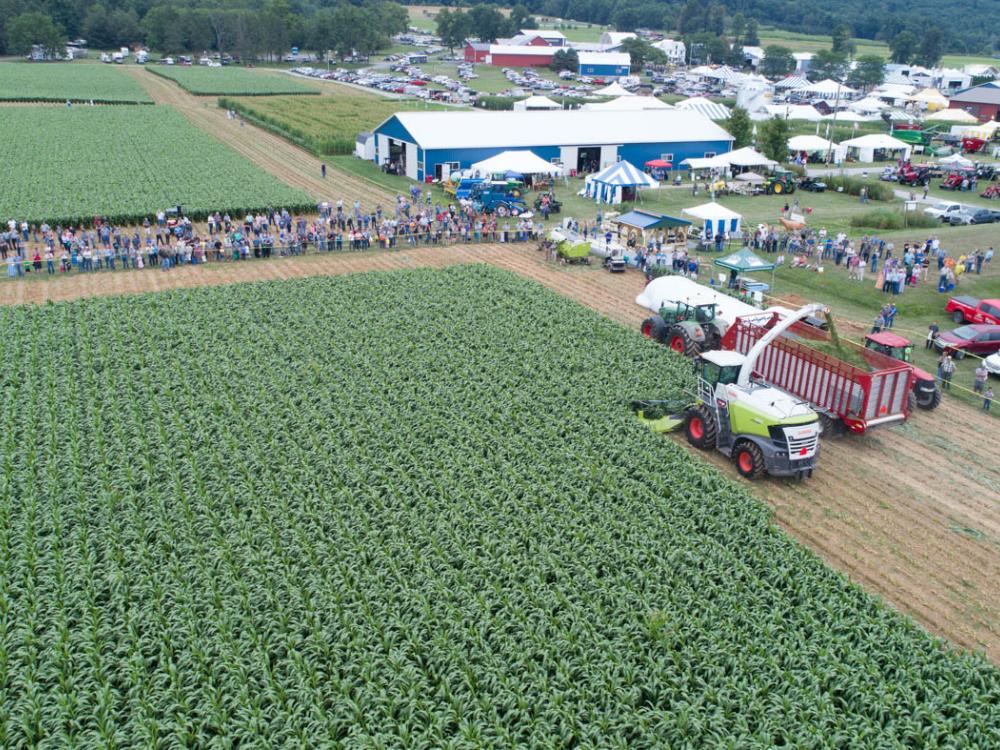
left=640, top=301, right=725, bottom=356
left=633, top=304, right=824, bottom=480
left=764, top=169, right=797, bottom=195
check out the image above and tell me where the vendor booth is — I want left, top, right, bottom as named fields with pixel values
left=470, top=150, right=562, bottom=179
left=583, top=160, right=659, bottom=204
left=839, top=133, right=912, bottom=162
left=787, top=134, right=845, bottom=163
left=612, top=209, right=691, bottom=251
left=713, top=246, right=776, bottom=290
left=681, top=201, right=742, bottom=245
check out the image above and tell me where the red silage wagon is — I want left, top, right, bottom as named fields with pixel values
left=720, top=313, right=914, bottom=434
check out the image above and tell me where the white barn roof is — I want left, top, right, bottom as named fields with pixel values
left=381, top=110, right=734, bottom=151
left=675, top=96, right=732, bottom=120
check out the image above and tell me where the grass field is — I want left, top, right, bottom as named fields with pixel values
left=0, top=106, right=312, bottom=224
left=1, top=264, right=997, bottom=747
left=0, top=62, right=152, bottom=104
left=147, top=65, right=320, bottom=95
left=220, top=91, right=457, bottom=155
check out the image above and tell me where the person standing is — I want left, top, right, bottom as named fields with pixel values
left=872, top=311, right=885, bottom=333
left=321, top=163, right=327, bottom=179
left=926, top=322, right=939, bottom=349
left=974, top=363, right=988, bottom=394
left=984, top=386, right=994, bottom=412
left=939, top=353, right=955, bottom=390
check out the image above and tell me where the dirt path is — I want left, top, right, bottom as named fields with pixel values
left=124, top=68, right=395, bottom=206
left=4, top=245, right=998, bottom=663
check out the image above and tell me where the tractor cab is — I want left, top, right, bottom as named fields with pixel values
left=864, top=331, right=912, bottom=362
left=660, top=301, right=717, bottom=325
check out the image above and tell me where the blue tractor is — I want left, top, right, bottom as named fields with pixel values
left=469, top=182, right=527, bottom=215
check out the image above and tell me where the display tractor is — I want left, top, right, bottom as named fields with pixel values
left=764, top=169, right=797, bottom=195
left=640, top=300, right=726, bottom=355
left=863, top=332, right=941, bottom=410
left=633, top=305, right=823, bottom=480
left=469, top=183, right=526, bottom=214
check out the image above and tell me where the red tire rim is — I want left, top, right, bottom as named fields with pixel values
left=689, top=417, right=703, bottom=440
left=738, top=451, right=754, bottom=473
left=670, top=336, right=685, bottom=353
left=641, top=321, right=653, bottom=338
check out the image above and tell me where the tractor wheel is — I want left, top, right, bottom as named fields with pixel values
left=684, top=405, right=717, bottom=450
left=667, top=325, right=701, bottom=357
left=952, top=310, right=965, bottom=323
left=818, top=413, right=845, bottom=438
left=702, top=327, right=722, bottom=352
left=733, top=440, right=765, bottom=479
left=640, top=317, right=667, bottom=342
left=915, top=385, right=942, bottom=410
left=773, top=182, right=784, bottom=194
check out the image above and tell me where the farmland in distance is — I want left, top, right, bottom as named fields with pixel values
left=220, top=92, right=457, bottom=155
left=1, top=265, right=997, bottom=748
left=0, top=62, right=152, bottom=104
left=147, top=65, right=320, bottom=95
left=0, top=106, right=312, bottom=225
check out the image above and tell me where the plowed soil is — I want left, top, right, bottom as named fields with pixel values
left=3, top=246, right=997, bottom=661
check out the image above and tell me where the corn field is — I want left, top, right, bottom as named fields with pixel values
left=0, top=266, right=997, bottom=748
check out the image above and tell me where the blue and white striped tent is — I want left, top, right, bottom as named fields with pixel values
left=583, top=160, right=659, bottom=204
left=681, top=201, right=742, bottom=239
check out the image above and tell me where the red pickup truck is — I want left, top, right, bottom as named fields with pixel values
left=945, top=296, right=1000, bottom=325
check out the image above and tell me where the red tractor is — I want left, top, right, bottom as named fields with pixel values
left=897, top=164, right=931, bottom=186
left=982, top=184, right=1000, bottom=199
left=962, top=137, right=987, bottom=154
left=940, top=172, right=968, bottom=190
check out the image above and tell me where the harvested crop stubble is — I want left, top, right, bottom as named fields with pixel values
left=0, top=265, right=998, bottom=747
left=0, top=106, right=313, bottom=225
left=147, top=65, right=319, bottom=95
left=0, top=62, right=152, bottom=103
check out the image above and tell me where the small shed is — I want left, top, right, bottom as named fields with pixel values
left=355, top=132, right=375, bottom=161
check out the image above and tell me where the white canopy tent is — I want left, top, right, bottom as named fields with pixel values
left=938, top=153, right=974, bottom=167
left=764, top=104, right=823, bottom=121
left=680, top=155, right=731, bottom=171
left=925, top=108, right=979, bottom=123
left=470, top=150, right=562, bottom=177
left=788, top=134, right=845, bottom=162
left=681, top=201, right=742, bottom=239
left=840, top=133, right=912, bottom=162
left=849, top=96, right=890, bottom=114
left=582, top=96, right=672, bottom=111
left=721, top=146, right=776, bottom=169
left=908, top=88, right=949, bottom=111
left=593, top=81, right=632, bottom=97
left=512, top=95, right=561, bottom=111
left=583, top=160, right=658, bottom=204
left=823, top=110, right=873, bottom=122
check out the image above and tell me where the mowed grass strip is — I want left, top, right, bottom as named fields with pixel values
left=147, top=65, right=320, bottom=95
left=220, top=92, right=458, bottom=155
left=0, top=62, right=152, bottom=104
left=0, top=106, right=312, bottom=225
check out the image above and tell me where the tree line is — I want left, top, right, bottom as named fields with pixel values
left=1, top=0, right=407, bottom=60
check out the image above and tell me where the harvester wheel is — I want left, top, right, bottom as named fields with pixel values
left=952, top=310, right=965, bottom=324
left=733, top=440, right=765, bottom=479
left=668, top=325, right=701, bottom=357
left=915, top=385, right=942, bottom=410
left=684, top=405, right=717, bottom=450
left=640, top=317, right=667, bottom=342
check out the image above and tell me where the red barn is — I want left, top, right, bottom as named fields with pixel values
left=464, top=41, right=490, bottom=63
left=949, top=82, right=1000, bottom=122
left=485, top=45, right=555, bottom=67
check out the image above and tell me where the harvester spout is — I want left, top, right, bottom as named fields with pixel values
left=737, top=304, right=829, bottom=388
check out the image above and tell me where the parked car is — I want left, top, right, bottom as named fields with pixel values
left=923, top=201, right=963, bottom=221
left=798, top=177, right=827, bottom=192
left=945, top=296, right=1000, bottom=325
left=984, top=351, right=1000, bottom=376
left=947, top=207, right=1000, bottom=225
left=934, top=324, right=1000, bottom=358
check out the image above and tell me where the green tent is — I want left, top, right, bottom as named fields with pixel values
left=713, top=247, right=776, bottom=273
